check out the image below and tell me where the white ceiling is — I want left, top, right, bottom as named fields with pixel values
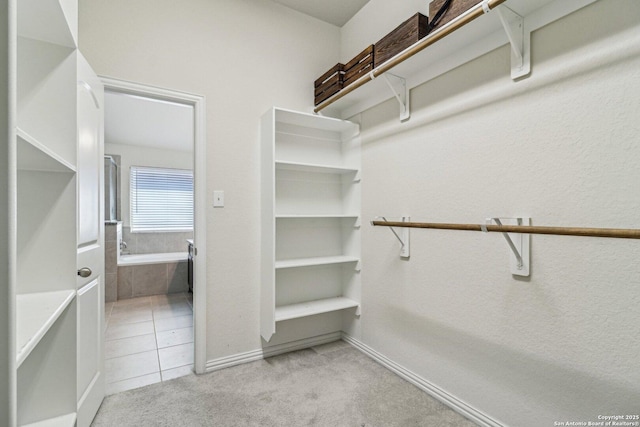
left=269, top=0, right=370, bottom=27
left=104, top=91, right=194, bottom=152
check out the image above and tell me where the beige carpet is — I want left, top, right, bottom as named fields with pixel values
left=92, top=340, right=478, bottom=426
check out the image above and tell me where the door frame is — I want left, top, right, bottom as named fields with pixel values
left=99, top=77, right=207, bottom=374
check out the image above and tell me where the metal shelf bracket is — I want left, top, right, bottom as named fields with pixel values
left=374, top=216, right=411, bottom=258
left=381, top=73, right=410, bottom=122
left=493, top=4, right=531, bottom=80
left=485, top=217, right=530, bottom=276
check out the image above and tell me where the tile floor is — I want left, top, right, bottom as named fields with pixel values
left=104, top=292, right=195, bottom=395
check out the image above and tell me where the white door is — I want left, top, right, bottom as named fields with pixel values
left=76, top=53, right=105, bottom=426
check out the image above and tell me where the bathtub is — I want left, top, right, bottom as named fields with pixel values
left=116, top=252, right=190, bottom=299
left=118, top=252, right=188, bottom=267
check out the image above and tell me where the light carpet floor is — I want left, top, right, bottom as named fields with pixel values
left=92, top=340, right=478, bottom=426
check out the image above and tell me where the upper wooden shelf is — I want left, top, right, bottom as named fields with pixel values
left=315, top=0, right=598, bottom=119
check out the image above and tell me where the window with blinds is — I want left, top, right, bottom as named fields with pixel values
left=130, top=166, right=194, bottom=232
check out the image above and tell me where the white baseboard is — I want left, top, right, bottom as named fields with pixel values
left=342, top=333, right=505, bottom=427
left=204, top=348, right=264, bottom=373
left=204, top=332, right=342, bottom=373
left=262, top=332, right=342, bottom=359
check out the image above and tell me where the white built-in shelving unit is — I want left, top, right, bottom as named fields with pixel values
left=261, top=107, right=361, bottom=342
left=12, top=0, right=80, bottom=425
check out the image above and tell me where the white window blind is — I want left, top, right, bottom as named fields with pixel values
left=130, top=166, right=193, bottom=232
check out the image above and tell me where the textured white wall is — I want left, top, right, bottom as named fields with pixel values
left=79, top=0, right=340, bottom=358
left=351, top=0, right=640, bottom=425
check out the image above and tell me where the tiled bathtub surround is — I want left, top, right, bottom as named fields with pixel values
left=122, top=226, right=193, bottom=254
left=118, top=261, right=188, bottom=299
left=106, top=223, right=191, bottom=301
left=104, top=292, right=194, bottom=395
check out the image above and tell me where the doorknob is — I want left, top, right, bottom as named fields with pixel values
left=77, top=267, right=92, bottom=278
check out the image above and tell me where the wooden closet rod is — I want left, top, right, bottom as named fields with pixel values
left=371, top=221, right=640, bottom=240
left=314, top=0, right=508, bottom=113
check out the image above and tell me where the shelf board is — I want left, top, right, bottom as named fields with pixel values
left=16, top=290, right=76, bottom=367
left=276, top=160, right=358, bottom=174
left=275, top=297, right=359, bottom=322
left=17, top=129, right=76, bottom=173
left=276, top=255, right=359, bottom=269
left=18, top=0, right=77, bottom=48
left=276, top=214, right=359, bottom=219
left=275, top=107, right=358, bottom=134
left=21, top=413, right=77, bottom=427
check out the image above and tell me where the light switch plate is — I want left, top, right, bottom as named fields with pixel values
left=213, top=191, right=224, bottom=207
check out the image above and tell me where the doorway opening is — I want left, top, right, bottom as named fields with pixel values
left=100, top=78, right=206, bottom=394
